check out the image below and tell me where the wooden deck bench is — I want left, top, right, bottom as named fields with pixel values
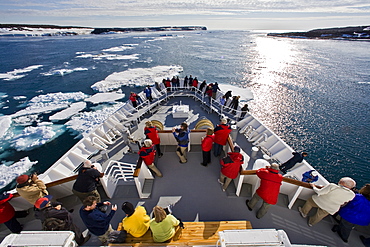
left=110, top=220, right=252, bottom=246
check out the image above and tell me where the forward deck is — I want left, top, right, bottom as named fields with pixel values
left=1, top=91, right=368, bottom=246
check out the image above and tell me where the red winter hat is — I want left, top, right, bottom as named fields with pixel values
left=34, top=195, right=53, bottom=209
left=16, top=175, right=29, bottom=184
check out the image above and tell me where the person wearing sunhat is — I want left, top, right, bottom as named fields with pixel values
left=121, top=201, right=150, bottom=237
left=35, top=195, right=90, bottom=245
left=16, top=173, right=48, bottom=205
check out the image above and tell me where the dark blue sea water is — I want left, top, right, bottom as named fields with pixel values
left=0, top=30, right=369, bottom=192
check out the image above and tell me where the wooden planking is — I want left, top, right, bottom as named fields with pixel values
left=111, top=220, right=252, bottom=246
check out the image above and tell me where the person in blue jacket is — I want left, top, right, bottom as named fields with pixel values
left=301, top=170, right=319, bottom=183
left=80, top=196, right=117, bottom=245
left=144, top=86, right=153, bottom=102
left=332, top=184, right=370, bottom=243
left=172, top=122, right=189, bottom=163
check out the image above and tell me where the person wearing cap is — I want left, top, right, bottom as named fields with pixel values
left=138, top=139, right=163, bottom=177
left=279, top=152, right=308, bottom=174
left=172, top=123, right=190, bottom=164
left=0, top=193, right=23, bottom=233
left=16, top=173, right=48, bottom=205
left=72, top=160, right=103, bottom=203
left=302, top=170, right=319, bottom=183
left=35, top=195, right=90, bottom=245
left=298, top=177, right=356, bottom=226
left=144, top=121, right=163, bottom=158
left=218, top=146, right=244, bottom=191
left=246, top=163, right=283, bottom=219
left=121, top=202, right=150, bottom=237
left=201, top=128, right=214, bottom=166
left=213, top=118, right=232, bottom=157
left=80, top=196, right=117, bottom=245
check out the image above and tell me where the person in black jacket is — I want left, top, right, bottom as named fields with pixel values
left=35, top=195, right=90, bottom=245
left=279, top=152, right=308, bottom=174
left=72, top=160, right=103, bottom=203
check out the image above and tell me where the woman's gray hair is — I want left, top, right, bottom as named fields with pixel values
left=339, top=177, right=356, bottom=189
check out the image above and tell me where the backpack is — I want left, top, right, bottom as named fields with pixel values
left=42, top=217, right=69, bottom=231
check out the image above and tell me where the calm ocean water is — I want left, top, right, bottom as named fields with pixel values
left=0, top=30, right=369, bottom=192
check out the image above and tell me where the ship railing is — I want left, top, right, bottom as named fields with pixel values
left=100, top=160, right=136, bottom=198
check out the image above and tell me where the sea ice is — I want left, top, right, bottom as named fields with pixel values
left=91, top=65, right=183, bottom=92
left=66, top=102, right=124, bottom=135
left=219, top=84, right=254, bottom=102
left=11, top=92, right=88, bottom=118
left=76, top=53, right=139, bottom=60
left=13, top=96, right=27, bottom=100
left=0, top=116, right=11, bottom=139
left=12, top=115, right=40, bottom=126
left=85, top=92, right=125, bottom=104
left=0, top=157, right=38, bottom=189
left=41, top=67, right=88, bottom=76
left=102, top=45, right=135, bottom=52
left=10, top=124, right=65, bottom=151
left=0, top=65, right=43, bottom=81
left=49, top=102, right=86, bottom=121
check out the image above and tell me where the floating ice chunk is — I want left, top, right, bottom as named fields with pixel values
left=0, top=93, right=8, bottom=98
left=219, top=84, right=254, bottom=102
left=49, top=101, right=86, bottom=121
left=85, top=92, right=125, bottom=104
left=12, top=114, right=40, bottom=126
left=91, top=65, right=183, bottom=92
left=0, top=116, right=11, bottom=139
left=41, top=67, right=88, bottom=76
left=11, top=124, right=65, bottom=151
left=66, top=102, right=124, bottom=134
left=13, top=95, right=27, bottom=100
left=0, top=157, right=38, bottom=189
left=11, top=92, right=88, bottom=118
left=76, top=53, right=139, bottom=60
left=0, top=65, right=43, bottom=81
left=102, top=45, right=135, bottom=52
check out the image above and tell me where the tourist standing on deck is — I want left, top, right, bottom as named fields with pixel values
left=201, top=128, right=214, bottom=166
left=279, top=152, right=308, bottom=174
left=144, top=86, right=153, bottom=102
left=0, top=193, right=23, bottom=233
left=218, top=146, right=244, bottom=191
left=331, top=184, right=370, bottom=243
left=129, top=92, right=138, bottom=108
left=80, top=196, right=117, bottom=245
left=172, top=122, right=190, bottom=164
left=298, top=177, right=356, bottom=226
left=139, top=139, right=163, bottom=177
left=150, top=206, right=181, bottom=243
left=188, top=75, right=193, bottom=88
left=212, top=82, right=220, bottom=99
left=246, top=163, right=283, bottom=219
left=213, top=118, right=232, bottom=157
left=229, top=96, right=240, bottom=114
left=121, top=201, right=150, bottom=237
left=144, top=121, right=163, bottom=157
left=35, top=195, right=90, bottom=245
left=192, top=77, right=199, bottom=90
left=16, top=173, right=48, bottom=205
left=199, top=80, right=207, bottom=93
left=239, top=104, right=249, bottom=120
left=72, top=160, right=103, bottom=203
left=183, top=75, right=189, bottom=88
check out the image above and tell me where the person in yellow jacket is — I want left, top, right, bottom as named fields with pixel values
left=121, top=202, right=150, bottom=237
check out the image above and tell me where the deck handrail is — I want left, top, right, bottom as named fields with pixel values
left=240, top=170, right=321, bottom=189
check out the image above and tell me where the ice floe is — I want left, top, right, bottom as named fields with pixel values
left=91, top=65, right=183, bottom=92
left=102, top=45, right=136, bottom=52
left=41, top=67, right=88, bottom=76
left=76, top=53, right=139, bottom=60
left=85, top=92, right=126, bottom=104
left=49, top=102, right=87, bottom=121
left=66, top=102, right=124, bottom=135
left=13, top=96, right=27, bottom=100
left=12, top=114, right=40, bottom=126
left=11, top=124, right=65, bottom=151
left=11, top=92, right=88, bottom=118
left=0, top=65, right=43, bottom=81
left=0, top=116, right=11, bottom=139
left=0, top=157, right=38, bottom=189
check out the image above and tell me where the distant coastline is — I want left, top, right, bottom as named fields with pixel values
left=0, top=24, right=207, bottom=36
left=268, top=25, right=370, bottom=40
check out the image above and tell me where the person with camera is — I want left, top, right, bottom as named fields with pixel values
left=172, top=122, right=189, bottom=164
left=72, top=160, right=103, bottom=203
left=80, top=196, right=117, bottom=245
left=16, top=173, right=48, bottom=205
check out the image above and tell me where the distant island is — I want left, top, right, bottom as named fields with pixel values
left=268, top=25, right=370, bottom=40
left=0, top=24, right=207, bottom=36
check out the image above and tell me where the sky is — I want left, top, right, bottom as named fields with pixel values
left=1, top=0, right=370, bottom=31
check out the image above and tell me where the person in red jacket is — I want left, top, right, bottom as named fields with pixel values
left=201, top=128, right=214, bottom=166
left=218, top=146, right=244, bottom=191
left=213, top=118, right=232, bottom=157
left=129, top=92, right=138, bottom=108
left=139, top=139, right=162, bottom=177
left=144, top=121, right=163, bottom=158
left=246, top=163, right=283, bottom=218
left=0, top=193, right=23, bottom=233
